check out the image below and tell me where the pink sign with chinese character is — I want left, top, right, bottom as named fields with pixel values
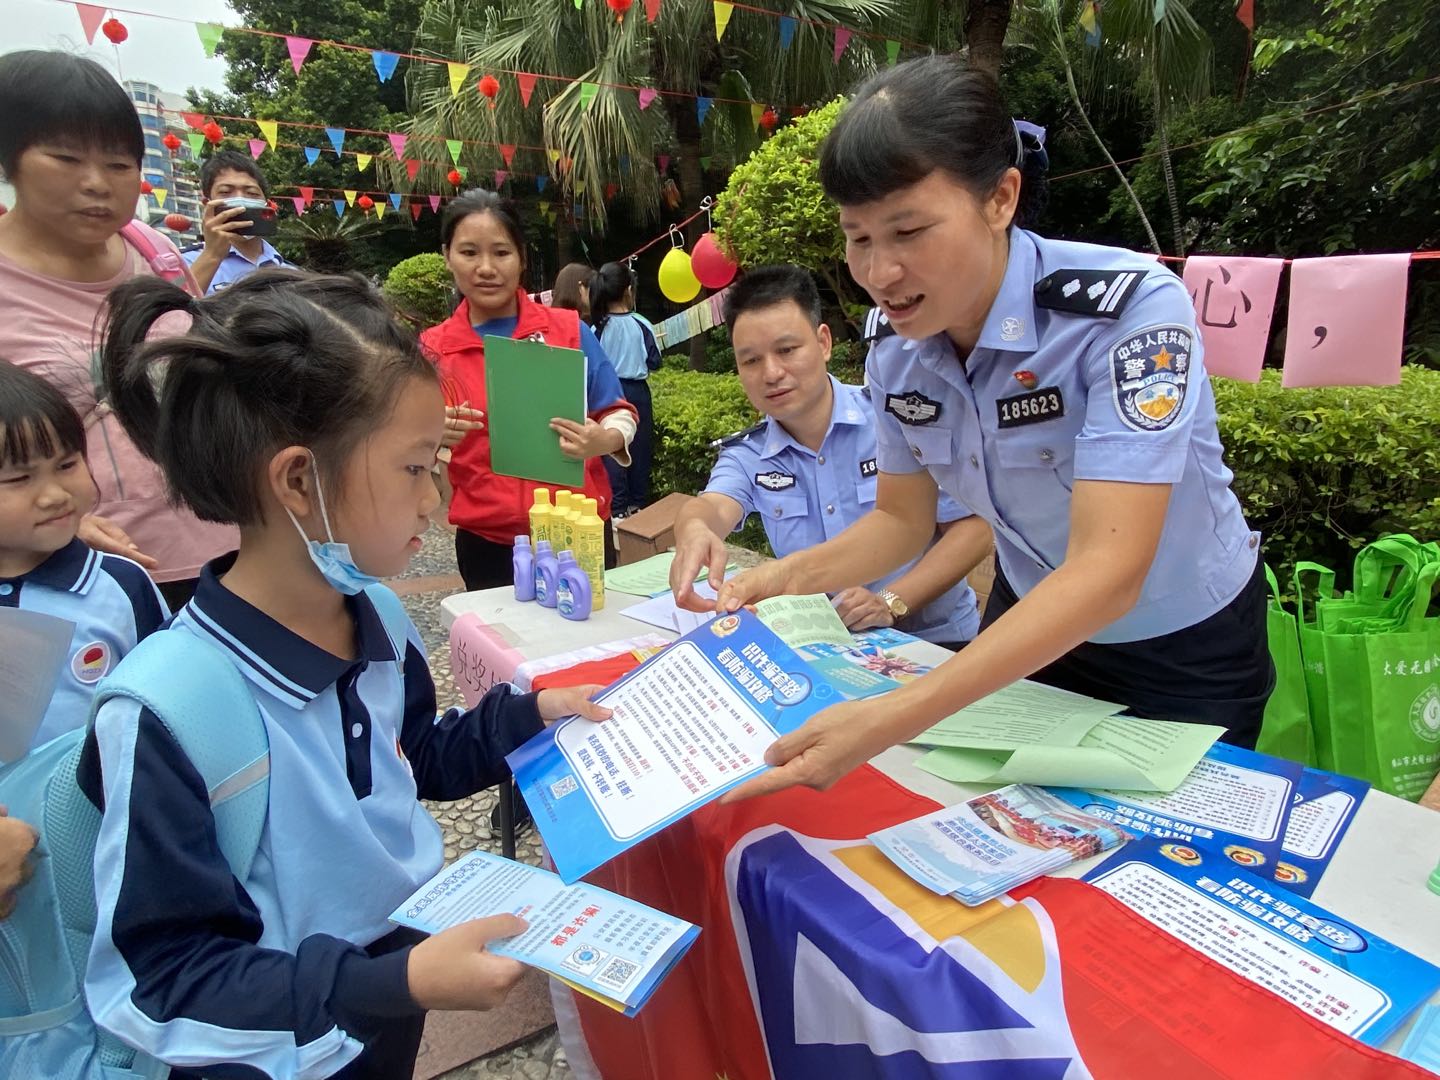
left=1182, top=256, right=1285, bottom=382
left=449, top=612, right=526, bottom=708
left=1282, top=254, right=1410, bottom=388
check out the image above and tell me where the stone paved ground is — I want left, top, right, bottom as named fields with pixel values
left=396, top=520, right=762, bottom=1079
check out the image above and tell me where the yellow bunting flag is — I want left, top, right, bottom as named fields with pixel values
left=750, top=103, right=763, bottom=129
left=355, top=153, right=372, bottom=172
left=713, top=1, right=733, bottom=40
left=447, top=62, right=469, bottom=98
left=343, top=189, right=357, bottom=206
left=375, top=201, right=387, bottom=221
left=257, top=119, right=278, bottom=150
left=153, top=188, right=167, bottom=208
left=548, top=148, right=561, bottom=165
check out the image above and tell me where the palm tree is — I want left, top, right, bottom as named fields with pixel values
left=1081, top=0, right=1213, bottom=253
left=1014, top=0, right=1163, bottom=253
left=277, top=207, right=390, bottom=273
left=399, top=0, right=897, bottom=233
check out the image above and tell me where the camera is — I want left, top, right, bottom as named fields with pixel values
left=217, top=197, right=277, bottom=238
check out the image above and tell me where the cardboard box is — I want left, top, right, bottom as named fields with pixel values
left=615, top=492, right=694, bottom=565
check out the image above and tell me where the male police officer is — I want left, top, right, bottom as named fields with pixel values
left=183, top=150, right=292, bottom=294
left=669, top=265, right=989, bottom=648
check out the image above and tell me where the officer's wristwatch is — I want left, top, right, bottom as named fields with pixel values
left=879, top=589, right=909, bottom=622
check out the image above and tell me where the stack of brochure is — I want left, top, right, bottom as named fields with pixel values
left=869, top=784, right=1128, bottom=906
left=391, top=851, right=700, bottom=1017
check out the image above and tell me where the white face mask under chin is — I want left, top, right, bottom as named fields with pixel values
left=284, top=460, right=382, bottom=596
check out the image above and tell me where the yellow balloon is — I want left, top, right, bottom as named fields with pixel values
left=658, top=247, right=702, bottom=303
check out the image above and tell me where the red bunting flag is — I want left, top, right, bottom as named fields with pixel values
left=499, top=144, right=516, bottom=167
left=410, top=201, right=423, bottom=221
left=286, top=36, right=314, bottom=74
left=182, top=112, right=206, bottom=130
left=1235, top=0, right=1255, bottom=30
left=406, top=160, right=421, bottom=181
left=297, top=186, right=314, bottom=205
left=645, top=0, right=662, bottom=19
left=833, top=27, right=851, bottom=62
left=75, top=4, right=106, bottom=45
left=516, top=72, right=538, bottom=108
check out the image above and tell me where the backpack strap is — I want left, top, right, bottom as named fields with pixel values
left=364, top=583, right=412, bottom=676
left=89, top=630, right=270, bottom=882
left=119, top=220, right=202, bottom=295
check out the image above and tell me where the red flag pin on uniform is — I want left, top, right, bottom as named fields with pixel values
left=1014, top=370, right=1038, bottom=390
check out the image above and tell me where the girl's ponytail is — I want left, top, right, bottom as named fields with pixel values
left=99, top=276, right=197, bottom=462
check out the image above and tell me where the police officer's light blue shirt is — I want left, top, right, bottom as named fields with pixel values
left=706, top=376, right=981, bottom=643
left=0, top=538, right=167, bottom=753
left=867, top=228, right=1257, bottom=644
left=182, top=239, right=290, bottom=294
left=82, top=556, right=543, bottom=1078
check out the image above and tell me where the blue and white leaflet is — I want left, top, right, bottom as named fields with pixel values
left=508, top=609, right=840, bottom=882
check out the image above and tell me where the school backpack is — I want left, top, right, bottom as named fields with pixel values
left=118, top=220, right=195, bottom=289
left=0, top=583, right=411, bottom=1079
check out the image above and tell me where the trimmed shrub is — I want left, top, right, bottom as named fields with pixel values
left=1213, top=368, right=1440, bottom=586
left=383, top=252, right=455, bottom=328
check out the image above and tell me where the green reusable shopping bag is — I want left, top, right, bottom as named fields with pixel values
left=1330, top=562, right=1440, bottom=799
left=1254, top=565, right=1314, bottom=765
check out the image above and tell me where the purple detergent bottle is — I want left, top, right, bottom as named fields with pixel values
left=533, top=540, right=559, bottom=608
left=557, top=550, right=592, bottom=621
left=512, top=535, right=536, bottom=601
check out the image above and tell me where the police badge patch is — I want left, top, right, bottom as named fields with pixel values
left=1108, top=325, right=1193, bottom=432
left=883, top=391, right=942, bottom=425
left=755, top=471, right=797, bottom=491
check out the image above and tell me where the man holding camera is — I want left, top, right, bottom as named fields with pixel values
left=182, top=150, right=292, bottom=294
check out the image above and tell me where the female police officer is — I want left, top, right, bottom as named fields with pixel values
left=718, top=56, right=1271, bottom=802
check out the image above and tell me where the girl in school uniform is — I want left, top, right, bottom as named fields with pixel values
left=82, top=270, right=610, bottom=1079
left=0, top=361, right=168, bottom=755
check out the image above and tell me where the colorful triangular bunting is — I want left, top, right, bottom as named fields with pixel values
left=333, top=199, right=345, bottom=218
left=355, top=153, right=372, bottom=172
left=886, top=39, right=900, bottom=65
left=779, top=16, right=796, bottom=49
left=697, top=96, right=713, bottom=125
left=447, top=62, right=469, bottom=97
left=372, top=50, right=399, bottom=83
left=388, top=132, right=408, bottom=159
left=446, top=139, right=463, bottom=165
left=248, top=138, right=266, bottom=159
left=638, top=88, right=657, bottom=110
left=257, top=119, right=278, bottom=150
left=304, top=146, right=321, bottom=165
left=406, top=160, right=421, bottom=181
left=152, top=188, right=168, bottom=208
left=298, top=186, right=314, bottom=205
left=187, top=132, right=205, bottom=157
left=517, top=72, right=537, bottom=108
left=580, top=82, right=599, bottom=110
left=713, top=1, right=733, bottom=40
left=428, top=195, right=442, bottom=212
left=326, top=127, right=345, bottom=155
left=196, top=22, right=224, bottom=58
left=286, top=36, right=314, bottom=75
left=499, top=144, right=516, bottom=167
left=76, top=4, right=106, bottom=45
left=833, top=27, right=851, bottom=62
left=343, top=189, right=357, bottom=206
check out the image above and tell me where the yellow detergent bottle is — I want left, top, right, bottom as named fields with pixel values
left=576, top=497, right=606, bottom=610
left=564, top=495, right=584, bottom=556
left=553, top=490, right=574, bottom=552
left=528, top=488, right=552, bottom=546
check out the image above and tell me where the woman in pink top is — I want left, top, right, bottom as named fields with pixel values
left=0, top=51, right=236, bottom=606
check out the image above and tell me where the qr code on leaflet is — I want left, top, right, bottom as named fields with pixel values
left=596, top=956, right=639, bottom=991
left=550, top=776, right=578, bottom=799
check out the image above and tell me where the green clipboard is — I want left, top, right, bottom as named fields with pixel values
left=483, top=335, right=587, bottom=487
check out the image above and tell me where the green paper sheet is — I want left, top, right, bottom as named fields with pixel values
left=483, top=335, right=585, bottom=487
left=915, top=712, right=1225, bottom=793
left=753, top=594, right=853, bottom=649
left=604, top=551, right=736, bottom=597
left=915, top=682, right=1127, bottom=750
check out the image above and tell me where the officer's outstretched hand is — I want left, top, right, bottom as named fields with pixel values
left=719, top=698, right=893, bottom=804
left=0, top=809, right=39, bottom=920
left=833, top=587, right=894, bottom=631
left=715, top=559, right=795, bottom=615
left=406, top=914, right=529, bottom=1012
left=670, top=521, right=729, bottom=612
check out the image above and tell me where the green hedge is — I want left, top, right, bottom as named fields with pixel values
left=1213, top=368, right=1440, bottom=586
left=383, top=252, right=455, bottom=328
left=651, top=366, right=1440, bottom=577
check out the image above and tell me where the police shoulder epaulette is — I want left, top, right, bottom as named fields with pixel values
left=711, top=421, right=765, bottom=450
left=862, top=306, right=896, bottom=343
left=1034, top=268, right=1147, bottom=320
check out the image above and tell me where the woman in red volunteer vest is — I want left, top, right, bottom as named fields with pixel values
left=421, top=189, right=637, bottom=590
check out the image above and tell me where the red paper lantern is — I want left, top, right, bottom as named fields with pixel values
left=203, top=121, right=224, bottom=145
left=691, top=231, right=738, bottom=288
left=447, top=168, right=463, bottom=186
left=357, top=194, right=375, bottom=210
left=101, top=18, right=129, bottom=44
left=606, top=0, right=633, bottom=20
left=162, top=213, right=192, bottom=232
left=477, top=74, right=500, bottom=100
left=759, top=107, right=779, bottom=132
left=139, top=180, right=153, bottom=195
left=162, top=132, right=181, bottom=153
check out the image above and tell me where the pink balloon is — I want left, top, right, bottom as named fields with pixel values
left=691, top=231, right=738, bottom=288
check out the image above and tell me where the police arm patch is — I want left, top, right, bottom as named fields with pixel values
left=1108, top=325, right=1193, bottom=432
left=883, top=390, right=942, bottom=425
